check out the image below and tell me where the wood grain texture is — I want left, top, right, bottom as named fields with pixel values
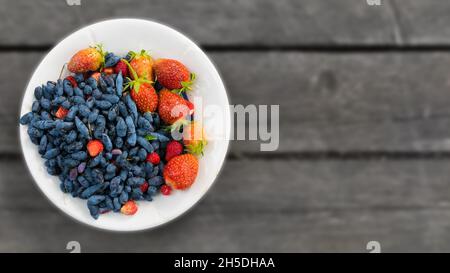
left=4, top=0, right=450, bottom=47
left=2, top=158, right=450, bottom=252
left=5, top=52, right=450, bottom=154
left=0, top=0, right=398, bottom=46
left=390, top=0, right=450, bottom=45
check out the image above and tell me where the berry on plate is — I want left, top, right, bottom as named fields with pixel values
left=90, top=72, right=101, bottom=81
left=146, top=152, right=160, bottom=165
left=120, top=200, right=138, bottom=215
left=153, top=58, right=194, bottom=92
left=103, top=67, right=114, bottom=75
left=87, top=139, right=104, bottom=157
left=68, top=45, right=105, bottom=73
left=65, top=76, right=78, bottom=88
left=55, top=106, right=69, bottom=119
left=158, top=89, right=190, bottom=124
left=163, top=154, right=199, bottom=190
left=129, top=50, right=153, bottom=80
left=160, top=184, right=172, bottom=195
left=130, top=82, right=158, bottom=113
left=114, top=59, right=129, bottom=78
left=165, top=140, right=183, bottom=161
left=140, top=181, right=149, bottom=193
left=124, top=60, right=158, bottom=113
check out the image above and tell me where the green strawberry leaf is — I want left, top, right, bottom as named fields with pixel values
left=93, top=43, right=107, bottom=71
left=185, top=140, right=206, bottom=156
left=172, top=73, right=197, bottom=94
left=121, top=59, right=153, bottom=94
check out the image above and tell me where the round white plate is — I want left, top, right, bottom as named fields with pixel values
left=19, top=19, right=230, bottom=231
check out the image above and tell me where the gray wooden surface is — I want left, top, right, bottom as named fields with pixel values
left=2, top=0, right=450, bottom=252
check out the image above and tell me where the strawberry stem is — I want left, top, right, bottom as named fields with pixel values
left=122, top=59, right=153, bottom=93
left=93, top=43, right=107, bottom=71
left=122, top=59, right=138, bottom=80
left=185, top=141, right=206, bottom=156
left=173, top=73, right=196, bottom=94
left=129, top=49, right=151, bottom=61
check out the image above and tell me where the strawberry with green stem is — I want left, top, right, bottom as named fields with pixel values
left=158, top=89, right=190, bottom=125
left=123, top=60, right=158, bottom=113
left=182, top=121, right=207, bottom=156
left=153, top=59, right=196, bottom=93
left=68, top=44, right=106, bottom=73
left=163, top=154, right=199, bottom=190
left=172, top=73, right=196, bottom=94
left=129, top=50, right=154, bottom=80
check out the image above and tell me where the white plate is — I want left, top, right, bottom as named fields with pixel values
left=19, top=19, right=230, bottom=231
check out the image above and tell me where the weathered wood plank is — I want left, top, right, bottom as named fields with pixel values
left=2, top=158, right=450, bottom=252
left=6, top=0, right=450, bottom=47
left=390, top=0, right=450, bottom=45
left=0, top=0, right=397, bottom=46
left=5, top=52, right=450, bottom=153
left=4, top=208, right=450, bottom=253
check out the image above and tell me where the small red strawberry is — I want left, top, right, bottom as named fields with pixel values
left=103, top=67, right=114, bottom=75
left=146, top=152, right=160, bottom=165
left=120, top=200, right=138, bottom=215
left=90, top=72, right=101, bottom=81
left=124, top=60, right=158, bottom=113
left=65, top=76, right=78, bottom=88
left=183, top=122, right=207, bottom=156
left=165, top=140, right=183, bottom=161
left=130, top=83, right=158, bottom=113
left=140, top=181, right=149, bottom=193
left=55, top=106, right=69, bottom=119
left=87, top=140, right=104, bottom=157
left=163, top=154, right=199, bottom=190
left=114, top=59, right=129, bottom=78
left=158, top=89, right=190, bottom=124
left=153, top=59, right=195, bottom=92
left=68, top=45, right=105, bottom=73
left=129, top=50, right=154, bottom=80
left=160, top=184, right=172, bottom=195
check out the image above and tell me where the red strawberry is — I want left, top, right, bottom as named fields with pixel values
left=68, top=45, right=105, bottom=73
left=140, top=181, right=149, bottom=193
left=154, top=59, right=194, bottom=91
left=160, top=184, right=172, bottom=195
left=87, top=140, right=104, bottom=157
left=124, top=60, right=158, bottom=113
left=165, top=141, right=183, bottom=161
left=120, top=200, right=138, bottom=215
left=183, top=122, right=207, bottom=155
left=163, top=154, right=199, bottom=190
left=114, top=59, right=129, bottom=78
left=55, top=106, right=69, bottom=119
left=130, top=50, right=153, bottom=80
left=130, top=83, right=158, bottom=113
left=158, top=89, right=190, bottom=124
left=90, top=72, right=101, bottom=82
left=103, top=67, right=114, bottom=75
left=65, top=76, right=78, bottom=88
left=146, top=152, right=160, bottom=165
